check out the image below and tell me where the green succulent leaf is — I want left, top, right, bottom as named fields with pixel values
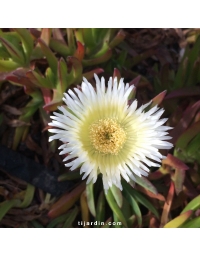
left=62, top=207, right=79, bottom=228
left=180, top=216, right=200, bottom=228
left=95, top=192, right=105, bottom=228
left=58, top=58, right=68, bottom=92
left=105, top=188, right=128, bottom=227
left=121, top=196, right=132, bottom=221
left=127, top=215, right=137, bottom=227
left=67, top=56, right=83, bottom=84
left=19, top=184, right=35, bottom=208
left=66, top=29, right=76, bottom=54
left=86, top=181, right=96, bottom=217
left=47, top=212, right=74, bottom=228
left=133, top=175, right=158, bottom=194
left=109, top=29, right=126, bottom=49
left=123, top=189, right=142, bottom=227
left=164, top=210, right=193, bottom=228
left=181, top=194, right=200, bottom=214
left=90, top=41, right=110, bottom=59
left=0, top=41, right=11, bottom=58
left=113, top=213, right=123, bottom=228
left=122, top=180, right=159, bottom=218
left=82, top=49, right=112, bottom=67
left=176, top=120, right=200, bottom=149
left=26, top=70, right=54, bottom=89
left=38, top=38, right=58, bottom=74
left=110, top=185, right=123, bottom=208
left=50, top=38, right=71, bottom=56
left=82, top=28, right=97, bottom=49
left=14, top=28, right=33, bottom=64
left=0, top=37, right=25, bottom=65
left=92, top=28, right=108, bottom=45
left=0, top=59, right=20, bottom=72
left=0, top=199, right=21, bottom=221
left=187, top=133, right=200, bottom=155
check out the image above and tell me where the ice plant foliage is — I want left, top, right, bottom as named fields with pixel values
left=48, top=74, right=173, bottom=191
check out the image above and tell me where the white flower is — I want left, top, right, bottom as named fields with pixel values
left=48, top=74, right=173, bottom=192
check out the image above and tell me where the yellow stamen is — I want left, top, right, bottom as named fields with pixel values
left=89, top=118, right=126, bottom=155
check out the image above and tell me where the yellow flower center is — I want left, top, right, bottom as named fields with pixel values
left=89, top=118, right=126, bottom=155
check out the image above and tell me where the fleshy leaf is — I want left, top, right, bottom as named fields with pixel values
left=105, top=189, right=128, bottom=227
left=151, top=90, right=167, bottom=107
left=38, top=38, right=58, bottom=74
left=164, top=210, right=193, bottom=228
left=50, top=38, right=71, bottom=56
left=181, top=194, right=200, bottom=214
left=62, top=207, right=79, bottom=228
left=67, top=56, right=83, bottom=84
left=123, top=189, right=142, bottom=227
left=136, top=186, right=165, bottom=201
left=176, top=120, right=200, bottom=149
left=82, top=49, right=112, bottom=67
left=48, top=182, right=85, bottom=219
left=180, top=216, right=200, bottom=228
left=162, top=154, right=189, bottom=171
left=122, top=181, right=159, bottom=218
left=43, top=89, right=63, bottom=112
left=86, top=181, right=96, bottom=217
left=66, top=29, right=76, bottom=54
left=170, top=100, right=200, bottom=144
left=112, top=214, right=121, bottom=228
left=133, top=175, right=158, bottom=195
left=95, top=192, right=105, bottom=228
left=26, top=70, right=54, bottom=89
left=109, top=29, right=126, bottom=48
left=47, top=213, right=72, bottom=228
left=127, top=215, right=137, bottom=227
left=160, top=182, right=175, bottom=227
left=14, top=28, right=33, bottom=64
left=110, top=185, right=123, bottom=208
left=0, top=199, right=21, bottom=221
left=0, top=37, right=25, bottom=65
left=19, top=184, right=35, bottom=208
left=57, top=58, right=68, bottom=92
left=80, top=191, right=90, bottom=227
left=0, top=59, right=20, bottom=72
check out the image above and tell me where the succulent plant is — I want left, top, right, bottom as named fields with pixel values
left=1, top=29, right=200, bottom=228
left=0, top=28, right=125, bottom=149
